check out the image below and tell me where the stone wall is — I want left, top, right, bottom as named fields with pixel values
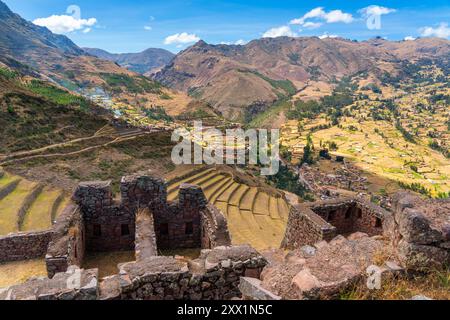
left=201, top=204, right=232, bottom=248
left=0, top=230, right=52, bottom=262
left=72, top=175, right=217, bottom=253
left=384, top=192, right=449, bottom=270
left=153, top=184, right=206, bottom=249
left=2, top=246, right=266, bottom=300
left=0, top=179, right=20, bottom=201
left=282, top=205, right=336, bottom=249
left=309, top=198, right=385, bottom=236
left=17, top=184, right=45, bottom=230
left=282, top=197, right=386, bottom=249
left=121, top=174, right=168, bottom=213
left=73, top=181, right=135, bottom=252
left=45, top=204, right=85, bottom=278
left=114, top=245, right=267, bottom=300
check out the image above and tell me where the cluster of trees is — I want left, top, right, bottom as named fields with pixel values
left=428, top=140, right=450, bottom=159
left=395, top=119, right=416, bottom=143
left=266, top=164, right=314, bottom=201
left=286, top=77, right=356, bottom=124
left=143, top=106, right=173, bottom=122
left=101, top=73, right=162, bottom=95
left=0, top=66, right=18, bottom=80
left=286, top=92, right=354, bottom=124
left=398, top=181, right=449, bottom=199
left=301, top=134, right=315, bottom=165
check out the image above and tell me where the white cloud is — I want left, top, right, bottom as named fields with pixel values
left=359, top=5, right=396, bottom=17
left=290, top=7, right=325, bottom=25
left=324, top=10, right=353, bottom=23
left=219, top=39, right=248, bottom=45
left=164, top=32, right=200, bottom=45
left=290, top=7, right=353, bottom=26
left=144, top=26, right=152, bottom=31
left=234, top=39, right=248, bottom=45
left=263, top=26, right=298, bottom=38
left=82, top=28, right=91, bottom=34
left=318, top=33, right=338, bottom=39
left=303, top=22, right=323, bottom=29
left=420, top=23, right=450, bottom=39
left=33, top=15, right=97, bottom=34
left=404, top=36, right=416, bottom=41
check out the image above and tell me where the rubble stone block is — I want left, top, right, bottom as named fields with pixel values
left=239, top=277, right=281, bottom=300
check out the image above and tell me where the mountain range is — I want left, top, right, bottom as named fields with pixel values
left=82, top=47, right=174, bottom=74
left=0, top=0, right=191, bottom=115
left=154, top=37, right=450, bottom=120
left=0, top=0, right=449, bottom=123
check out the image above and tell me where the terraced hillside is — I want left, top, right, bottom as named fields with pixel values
left=280, top=81, right=450, bottom=198
left=166, top=167, right=290, bottom=251
left=0, top=170, right=68, bottom=235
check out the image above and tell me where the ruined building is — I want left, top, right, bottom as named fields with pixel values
left=0, top=172, right=448, bottom=300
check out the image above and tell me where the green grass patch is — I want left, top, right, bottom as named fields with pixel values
left=247, top=98, right=291, bottom=128
left=0, top=67, right=18, bottom=80
left=26, top=80, right=90, bottom=112
left=241, top=70, right=297, bottom=96
left=100, top=73, right=162, bottom=95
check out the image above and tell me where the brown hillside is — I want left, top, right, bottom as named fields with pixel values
left=154, top=37, right=450, bottom=120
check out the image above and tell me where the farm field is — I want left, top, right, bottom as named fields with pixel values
left=280, top=83, right=450, bottom=197
left=166, top=167, right=290, bottom=251
left=0, top=259, right=47, bottom=288
left=0, top=171, right=68, bottom=236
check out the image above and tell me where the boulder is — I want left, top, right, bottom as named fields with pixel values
left=239, top=277, right=281, bottom=300
left=398, top=209, right=442, bottom=244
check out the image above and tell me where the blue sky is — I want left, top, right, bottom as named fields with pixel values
left=4, top=0, right=450, bottom=53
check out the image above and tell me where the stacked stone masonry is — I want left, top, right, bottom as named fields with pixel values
left=0, top=246, right=266, bottom=300
left=0, top=230, right=53, bottom=262
left=282, top=197, right=387, bottom=249
left=384, top=192, right=450, bottom=270
left=1, top=169, right=448, bottom=300
left=45, top=204, right=85, bottom=278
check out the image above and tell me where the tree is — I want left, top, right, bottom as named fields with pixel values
left=301, top=134, right=315, bottom=165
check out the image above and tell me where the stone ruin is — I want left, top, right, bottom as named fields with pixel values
left=0, top=173, right=266, bottom=300
left=384, top=191, right=450, bottom=270
left=0, top=172, right=448, bottom=300
left=240, top=192, right=449, bottom=300
left=282, top=197, right=387, bottom=249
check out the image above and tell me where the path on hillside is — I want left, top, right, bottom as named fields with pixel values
left=0, top=127, right=148, bottom=166
left=0, top=125, right=116, bottom=162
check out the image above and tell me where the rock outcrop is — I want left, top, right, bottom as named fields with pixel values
left=384, top=192, right=450, bottom=270
left=260, top=233, right=392, bottom=299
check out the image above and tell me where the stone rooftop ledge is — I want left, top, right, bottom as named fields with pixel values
left=202, top=245, right=265, bottom=266
left=119, top=256, right=188, bottom=281
left=77, top=180, right=112, bottom=189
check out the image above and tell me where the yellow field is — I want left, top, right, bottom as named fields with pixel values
left=0, top=259, right=47, bottom=288
left=167, top=167, right=290, bottom=251
left=0, top=172, right=16, bottom=188
left=83, top=251, right=135, bottom=278
left=0, top=172, right=68, bottom=236
left=0, top=180, right=36, bottom=235
left=21, top=189, right=64, bottom=232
